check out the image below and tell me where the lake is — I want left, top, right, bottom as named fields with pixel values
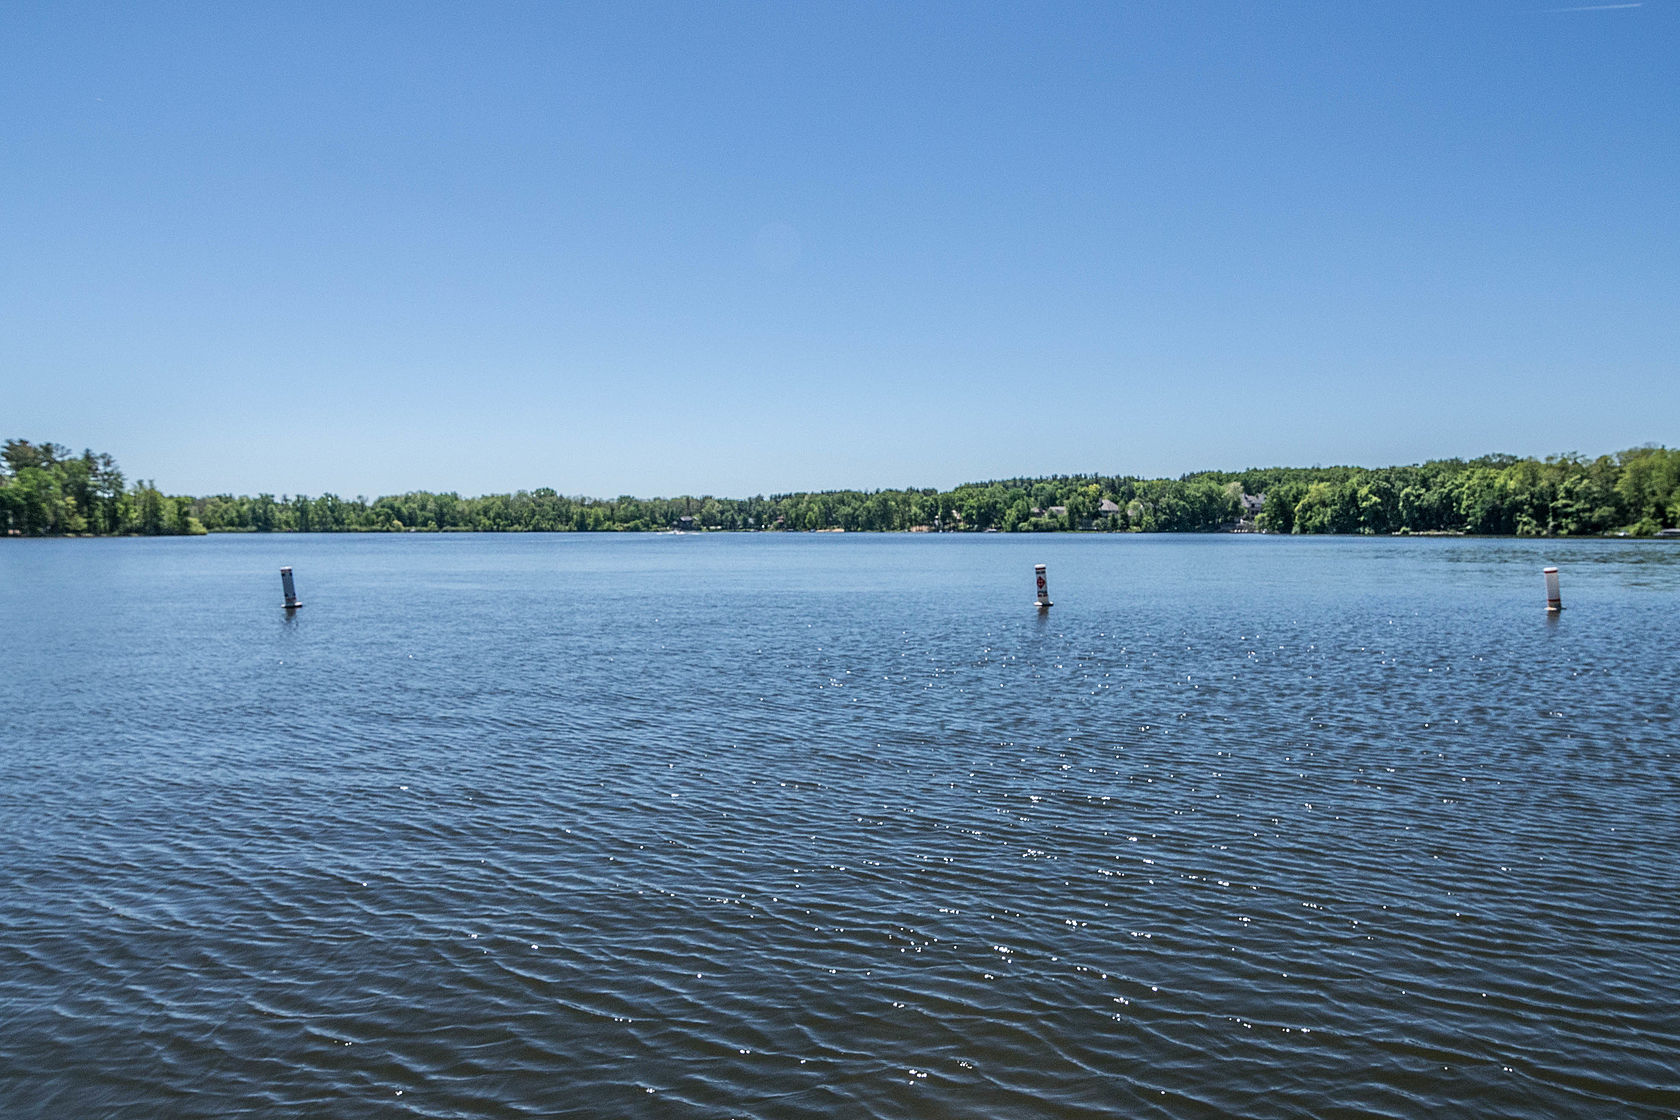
left=2, top=532, right=1676, bottom=1118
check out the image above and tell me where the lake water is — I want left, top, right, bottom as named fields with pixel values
left=2, top=533, right=1677, bottom=1118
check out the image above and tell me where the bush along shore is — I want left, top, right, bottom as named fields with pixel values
left=4, top=438, right=1678, bottom=538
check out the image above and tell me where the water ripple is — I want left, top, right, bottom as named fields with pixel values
left=2, top=534, right=1677, bottom=1117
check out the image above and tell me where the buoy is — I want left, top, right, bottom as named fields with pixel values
left=1034, top=563, right=1052, bottom=609
left=281, top=566, right=303, bottom=610
left=1543, top=566, right=1561, bottom=612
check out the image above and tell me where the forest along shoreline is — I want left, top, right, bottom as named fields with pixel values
left=3, top=437, right=1678, bottom=538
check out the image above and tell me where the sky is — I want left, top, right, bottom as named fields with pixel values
left=3, top=1, right=1676, bottom=499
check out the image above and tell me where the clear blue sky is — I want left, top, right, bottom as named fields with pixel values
left=3, top=1, right=1675, bottom=498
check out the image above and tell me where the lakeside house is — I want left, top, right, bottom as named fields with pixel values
left=1235, top=492, right=1266, bottom=532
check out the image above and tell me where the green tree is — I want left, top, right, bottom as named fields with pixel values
left=1292, top=482, right=1336, bottom=534
left=11, top=467, right=64, bottom=534
left=132, top=480, right=168, bottom=535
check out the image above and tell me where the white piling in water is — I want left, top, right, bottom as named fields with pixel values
left=1034, top=563, right=1052, bottom=609
left=1544, top=566, right=1561, bottom=612
left=281, top=566, right=302, bottom=610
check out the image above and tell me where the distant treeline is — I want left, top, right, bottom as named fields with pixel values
left=0, top=440, right=197, bottom=536
left=4, top=437, right=1679, bottom=538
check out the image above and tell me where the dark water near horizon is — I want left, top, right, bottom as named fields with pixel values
left=2, top=533, right=1677, bottom=1119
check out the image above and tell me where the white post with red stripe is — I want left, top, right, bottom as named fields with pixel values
left=1034, top=563, right=1052, bottom=609
left=1543, top=566, right=1561, bottom=612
